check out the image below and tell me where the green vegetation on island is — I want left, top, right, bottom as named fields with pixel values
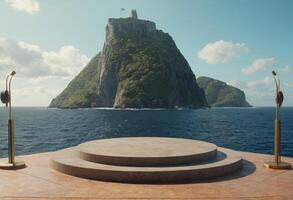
left=49, top=12, right=208, bottom=109
left=197, top=76, right=251, bottom=107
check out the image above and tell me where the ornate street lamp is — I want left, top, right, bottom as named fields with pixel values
left=0, top=71, right=25, bottom=169
left=264, top=70, right=291, bottom=169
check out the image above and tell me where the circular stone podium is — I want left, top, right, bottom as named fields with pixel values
left=78, top=137, right=217, bottom=166
left=51, top=137, right=242, bottom=183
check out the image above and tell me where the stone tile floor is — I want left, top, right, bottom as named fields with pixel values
left=0, top=150, right=292, bottom=200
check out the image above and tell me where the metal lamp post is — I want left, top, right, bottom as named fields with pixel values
left=264, top=70, right=291, bottom=169
left=0, top=71, right=25, bottom=170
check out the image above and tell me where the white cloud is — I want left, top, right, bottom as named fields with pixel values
left=228, top=76, right=293, bottom=106
left=0, top=37, right=90, bottom=106
left=5, top=0, right=39, bottom=14
left=229, top=76, right=273, bottom=95
left=43, top=46, right=90, bottom=77
left=6, top=76, right=71, bottom=106
left=228, top=77, right=274, bottom=106
left=0, top=37, right=90, bottom=79
left=13, top=83, right=62, bottom=106
left=197, top=40, right=248, bottom=64
left=242, top=57, right=275, bottom=75
left=0, top=72, right=71, bottom=106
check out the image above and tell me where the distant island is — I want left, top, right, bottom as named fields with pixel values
left=49, top=10, right=208, bottom=109
left=197, top=76, right=251, bottom=107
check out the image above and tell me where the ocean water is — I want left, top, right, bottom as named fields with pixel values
left=0, top=107, right=292, bottom=158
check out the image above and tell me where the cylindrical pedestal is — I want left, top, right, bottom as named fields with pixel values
left=0, top=119, right=26, bottom=170
left=264, top=119, right=291, bottom=169
left=0, top=161, right=26, bottom=170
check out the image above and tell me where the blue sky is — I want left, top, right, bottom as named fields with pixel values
left=0, top=0, right=292, bottom=106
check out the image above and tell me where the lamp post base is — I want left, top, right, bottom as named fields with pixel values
left=264, top=161, right=292, bottom=170
left=0, top=161, right=26, bottom=170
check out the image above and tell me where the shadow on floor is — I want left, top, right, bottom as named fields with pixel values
left=112, top=159, right=256, bottom=185
left=159, top=159, right=256, bottom=185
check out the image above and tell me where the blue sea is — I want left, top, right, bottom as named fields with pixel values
left=0, top=107, right=292, bottom=158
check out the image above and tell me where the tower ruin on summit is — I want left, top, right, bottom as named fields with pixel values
left=130, top=9, right=138, bottom=19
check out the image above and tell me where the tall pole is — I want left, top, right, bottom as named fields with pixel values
left=8, top=73, right=15, bottom=163
left=264, top=70, right=291, bottom=169
left=0, top=70, right=26, bottom=169
left=272, top=74, right=280, bottom=164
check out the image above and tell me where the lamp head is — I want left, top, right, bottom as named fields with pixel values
left=272, top=70, right=277, bottom=76
left=276, top=91, right=284, bottom=107
left=10, top=71, right=16, bottom=76
left=1, top=90, right=9, bottom=105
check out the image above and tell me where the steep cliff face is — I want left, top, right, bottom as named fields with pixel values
left=49, top=15, right=208, bottom=109
left=197, top=76, right=251, bottom=107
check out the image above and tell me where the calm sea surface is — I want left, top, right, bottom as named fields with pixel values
left=0, top=107, right=292, bottom=158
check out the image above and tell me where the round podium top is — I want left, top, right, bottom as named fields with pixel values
left=77, top=137, right=217, bottom=166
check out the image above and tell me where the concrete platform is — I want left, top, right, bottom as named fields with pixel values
left=51, top=137, right=242, bottom=183
left=51, top=147, right=241, bottom=183
left=0, top=148, right=292, bottom=199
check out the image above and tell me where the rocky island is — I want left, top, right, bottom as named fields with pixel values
left=49, top=10, right=208, bottom=109
left=197, top=76, right=251, bottom=107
